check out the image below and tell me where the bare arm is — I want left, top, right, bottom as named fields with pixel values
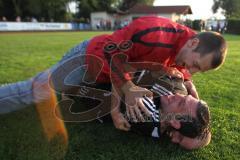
left=111, top=85, right=131, bottom=131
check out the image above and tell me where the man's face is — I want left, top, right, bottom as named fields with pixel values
left=160, top=94, right=202, bottom=149
left=175, top=38, right=214, bottom=74
left=160, top=94, right=198, bottom=118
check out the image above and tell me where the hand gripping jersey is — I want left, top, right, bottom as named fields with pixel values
left=127, top=70, right=188, bottom=138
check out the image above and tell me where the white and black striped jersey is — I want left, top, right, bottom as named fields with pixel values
left=130, top=84, right=174, bottom=138
left=140, top=83, right=173, bottom=138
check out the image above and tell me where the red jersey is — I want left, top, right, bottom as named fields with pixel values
left=86, top=16, right=196, bottom=86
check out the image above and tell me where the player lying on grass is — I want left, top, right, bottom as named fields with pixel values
left=110, top=70, right=211, bottom=150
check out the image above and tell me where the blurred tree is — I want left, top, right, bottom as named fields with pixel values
left=116, top=0, right=154, bottom=11
left=75, top=0, right=117, bottom=20
left=75, top=0, right=154, bottom=21
left=212, top=0, right=240, bottom=19
left=0, top=0, right=3, bottom=17
left=40, top=0, right=71, bottom=22
left=0, top=0, right=72, bottom=21
left=0, top=0, right=25, bottom=20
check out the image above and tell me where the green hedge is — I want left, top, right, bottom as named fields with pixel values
left=226, top=19, right=240, bottom=34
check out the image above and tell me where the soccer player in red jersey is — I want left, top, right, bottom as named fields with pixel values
left=85, top=16, right=227, bottom=121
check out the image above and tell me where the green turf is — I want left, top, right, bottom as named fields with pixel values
left=0, top=32, right=239, bottom=160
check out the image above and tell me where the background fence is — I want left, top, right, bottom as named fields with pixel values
left=0, top=22, right=90, bottom=31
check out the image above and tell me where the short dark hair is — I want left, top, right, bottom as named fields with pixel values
left=193, top=32, right=227, bottom=69
left=176, top=100, right=210, bottom=139
left=195, top=100, right=211, bottom=139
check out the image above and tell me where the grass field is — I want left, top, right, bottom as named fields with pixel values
left=0, top=32, right=239, bottom=160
